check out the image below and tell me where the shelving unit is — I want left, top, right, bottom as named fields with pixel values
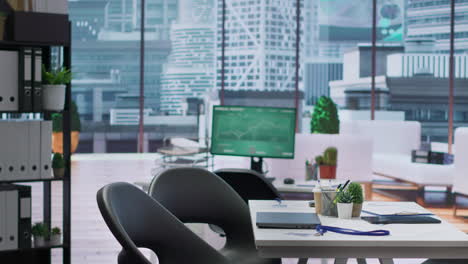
left=0, top=11, right=72, bottom=264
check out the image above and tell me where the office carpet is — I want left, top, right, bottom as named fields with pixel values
left=24, top=154, right=467, bottom=264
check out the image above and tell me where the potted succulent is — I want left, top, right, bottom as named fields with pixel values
left=311, top=96, right=340, bottom=134
left=42, top=66, right=72, bottom=111
left=32, top=222, right=49, bottom=248
left=50, top=227, right=62, bottom=246
left=0, top=12, right=6, bottom=41
left=315, top=147, right=338, bottom=179
left=52, top=153, right=65, bottom=178
left=52, top=101, right=81, bottom=154
left=336, top=190, right=354, bottom=219
left=348, top=182, right=364, bottom=217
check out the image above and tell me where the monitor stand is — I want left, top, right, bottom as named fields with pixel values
left=250, top=157, right=263, bottom=174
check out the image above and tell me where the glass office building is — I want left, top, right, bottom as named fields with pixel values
left=407, top=0, right=468, bottom=53
left=217, top=0, right=300, bottom=91
left=160, top=0, right=216, bottom=115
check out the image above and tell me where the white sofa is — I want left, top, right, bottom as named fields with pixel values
left=453, top=128, right=468, bottom=215
left=266, top=133, right=373, bottom=184
left=341, top=120, right=455, bottom=188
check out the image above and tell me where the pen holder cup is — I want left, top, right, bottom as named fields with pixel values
left=305, top=164, right=317, bottom=181
left=321, top=191, right=338, bottom=217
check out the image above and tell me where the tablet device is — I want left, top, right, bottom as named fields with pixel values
left=362, top=215, right=441, bottom=225
left=256, top=212, right=321, bottom=229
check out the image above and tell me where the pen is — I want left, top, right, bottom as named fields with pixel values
left=341, top=180, right=350, bottom=191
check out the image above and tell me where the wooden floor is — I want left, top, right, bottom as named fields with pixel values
left=26, top=154, right=468, bottom=264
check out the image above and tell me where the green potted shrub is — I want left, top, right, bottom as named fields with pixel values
left=52, top=153, right=65, bottom=178
left=32, top=222, right=49, bottom=248
left=52, top=101, right=81, bottom=154
left=50, top=227, right=62, bottom=246
left=336, top=190, right=353, bottom=219
left=0, top=12, right=7, bottom=41
left=42, top=66, right=72, bottom=111
left=348, top=182, right=364, bottom=217
left=315, top=147, right=338, bottom=179
left=311, top=96, right=340, bottom=134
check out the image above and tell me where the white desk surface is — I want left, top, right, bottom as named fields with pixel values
left=273, top=180, right=344, bottom=193
left=249, top=200, right=468, bottom=259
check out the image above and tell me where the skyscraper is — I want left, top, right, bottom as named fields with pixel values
left=406, top=0, right=468, bottom=53
left=217, top=0, right=301, bottom=91
left=160, top=0, right=217, bottom=115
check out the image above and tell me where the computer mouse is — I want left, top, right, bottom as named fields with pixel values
left=283, top=178, right=295, bottom=185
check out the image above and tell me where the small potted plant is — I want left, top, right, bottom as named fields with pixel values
left=348, top=182, right=364, bottom=217
left=52, top=101, right=81, bottom=154
left=42, top=66, right=72, bottom=111
left=315, top=147, right=338, bottom=179
left=336, top=190, right=353, bottom=219
left=0, top=12, right=7, bottom=41
left=52, top=153, right=65, bottom=178
left=32, top=222, right=49, bottom=248
left=50, top=227, right=62, bottom=246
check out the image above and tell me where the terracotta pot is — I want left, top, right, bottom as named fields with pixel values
left=352, top=203, right=363, bottom=217
left=319, top=165, right=337, bottom=179
left=52, top=131, right=80, bottom=154
left=53, top=167, right=65, bottom=178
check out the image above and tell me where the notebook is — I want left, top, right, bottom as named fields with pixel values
left=362, top=215, right=441, bottom=225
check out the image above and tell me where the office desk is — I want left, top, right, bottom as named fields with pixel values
left=274, top=180, right=373, bottom=200
left=249, top=200, right=468, bottom=264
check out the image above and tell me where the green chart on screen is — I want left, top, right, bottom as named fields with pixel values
left=211, top=106, right=296, bottom=159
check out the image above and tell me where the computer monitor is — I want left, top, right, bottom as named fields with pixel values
left=211, top=106, right=296, bottom=173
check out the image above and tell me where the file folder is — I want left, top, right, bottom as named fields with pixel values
left=16, top=184, right=31, bottom=249
left=0, top=51, right=19, bottom=111
left=28, top=121, right=42, bottom=180
left=32, top=49, right=43, bottom=112
left=14, top=121, right=30, bottom=180
left=5, top=190, right=19, bottom=250
left=40, top=121, right=53, bottom=179
left=19, top=48, right=33, bottom=112
left=0, top=121, right=16, bottom=181
left=0, top=191, right=5, bottom=251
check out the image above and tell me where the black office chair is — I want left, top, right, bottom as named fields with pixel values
left=96, top=182, right=230, bottom=264
left=148, top=167, right=281, bottom=264
left=214, top=168, right=282, bottom=203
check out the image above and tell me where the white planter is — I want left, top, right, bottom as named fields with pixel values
left=337, top=203, right=353, bottom=219
left=43, top=84, right=66, bottom=111
left=49, top=234, right=61, bottom=246
left=34, top=236, right=47, bottom=248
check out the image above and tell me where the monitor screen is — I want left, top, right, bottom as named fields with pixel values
left=211, top=106, right=296, bottom=159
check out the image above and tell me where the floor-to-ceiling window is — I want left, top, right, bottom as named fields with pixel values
left=69, top=0, right=467, bottom=153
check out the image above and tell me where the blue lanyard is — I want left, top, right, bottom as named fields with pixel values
left=316, top=225, right=390, bottom=236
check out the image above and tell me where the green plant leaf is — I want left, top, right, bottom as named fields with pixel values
left=311, top=96, right=340, bottom=134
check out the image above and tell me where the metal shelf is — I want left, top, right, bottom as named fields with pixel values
left=0, top=177, right=65, bottom=184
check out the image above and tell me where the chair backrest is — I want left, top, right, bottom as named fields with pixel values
left=97, top=182, right=227, bottom=264
left=214, top=168, right=282, bottom=203
left=148, top=167, right=255, bottom=250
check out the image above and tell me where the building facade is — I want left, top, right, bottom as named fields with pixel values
left=217, top=0, right=301, bottom=91
left=160, top=0, right=217, bottom=115
left=407, top=0, right=468, bottom=53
